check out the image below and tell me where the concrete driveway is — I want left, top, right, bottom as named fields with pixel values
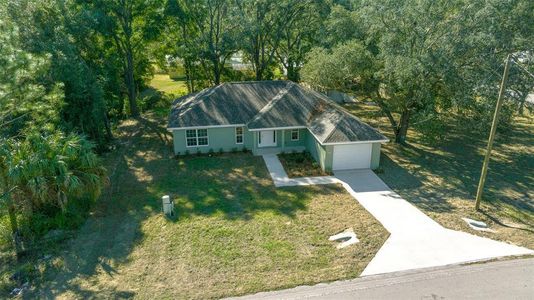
left=334, top=169, right=533, bottom=275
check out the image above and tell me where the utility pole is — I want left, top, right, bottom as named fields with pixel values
left=475, top=54, right=511, bottom=210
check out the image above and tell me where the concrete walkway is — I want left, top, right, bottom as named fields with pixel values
left=262, top=154, right=339, bottom=187
left=262, top=155, right=533, bottom=275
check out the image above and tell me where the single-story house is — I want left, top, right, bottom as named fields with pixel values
left=167, top=81, right=388, bottom=172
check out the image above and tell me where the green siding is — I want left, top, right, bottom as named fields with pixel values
left=323, top=145, right=334, bottom=172
left=282, top=129, right=307, bottom=148
left=306, top=132, right=328, bottom=171
left=172, top=126, right=253, bottom=155
left=370, top=143, right=382, bottom=169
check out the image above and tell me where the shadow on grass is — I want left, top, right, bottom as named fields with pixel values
left=27, top=115, right=329, bottom=298
left=377, top=121, right=533, bottom=219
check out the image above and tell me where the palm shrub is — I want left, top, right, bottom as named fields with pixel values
left=0, top=133, right=107, bottom=257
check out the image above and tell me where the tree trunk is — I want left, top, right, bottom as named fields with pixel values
left=286, top=61, right=299, bottom=82
left=255, top=68, right=263, bottom=81
left=125, top=49, right=139, bottom=117
left=184, top=59, right=194, bottom=93
left=395, top=110, right=410, bottom=144
left=103, top=111, right=113, bottom=141
left=6, top=192, right=23, bottom=259
left=213, top=58, right=221, bottom=85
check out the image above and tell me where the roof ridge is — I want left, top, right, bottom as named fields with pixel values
left=247, top=81, right=295, bottom=125
left=225, top=80, right=288, bottom=85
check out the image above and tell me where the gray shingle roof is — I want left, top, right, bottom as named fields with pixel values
left=168, top=81, right=387, bottom=144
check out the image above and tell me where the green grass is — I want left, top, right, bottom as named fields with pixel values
left=148, top=74, right=188, bottom=96
left=278, top=152, right=331, bottom=177
left=6, top=114, right=387, bottom=299
left=344, top=102, right=534, bottom=249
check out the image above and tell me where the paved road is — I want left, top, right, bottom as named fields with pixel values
left=231, top=257, right=534, bottom=300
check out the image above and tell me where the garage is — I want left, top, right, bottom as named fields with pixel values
left=332, top=143, right=372, bottom=170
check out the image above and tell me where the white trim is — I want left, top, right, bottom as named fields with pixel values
left=322, top=139, right=389, bottom=145
left=185, top=128, right=209, bottom=147
left=248, top=126, right=306, bottom=132
left=290, top=129, right=300, bottom=141
left=168, top=124, right=245, bottom=132
left=235, top=126, right=244, bottom=144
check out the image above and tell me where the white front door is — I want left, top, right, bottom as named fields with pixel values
left=258, top=130, right=277, bottom=147
left=332, top=144, right=372, bottom=170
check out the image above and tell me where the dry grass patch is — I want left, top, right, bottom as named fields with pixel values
left=23, top=114, right=388, bottom=299
left=345, top=102, right=534, bottom=249
left=278, top=151, right=331, bottom=177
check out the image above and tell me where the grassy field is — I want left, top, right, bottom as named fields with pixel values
left=344, top=102, right=534, bottom=249
left=12, top=114, right=387, bottom=299
left=148, top=74, right=188, bottom=96
left=278, top=152, right=331, bottom=177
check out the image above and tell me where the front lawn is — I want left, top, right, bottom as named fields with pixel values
left=278, top=151, right=331, bottom=177
left=345, top=102, right=534, bottom=249
left=18, top=115, right=388, bottom=299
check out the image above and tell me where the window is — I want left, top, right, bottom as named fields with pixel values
left=291, top=129, right=299, bottom=141
left=186, top=129, right=209, bottom=147
left=235, top=127, right=243, bottom=144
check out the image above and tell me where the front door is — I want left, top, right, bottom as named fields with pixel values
left=258, top=130, right=276, bottom=147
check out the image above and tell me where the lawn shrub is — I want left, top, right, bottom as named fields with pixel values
left=185, top=150, right=190, bottom=156
left=208, top=148, right=214, bottom=155
left=231, top=147, right=238, bottom=153
left=218, top=148, right=224, bottom=154
left=26, top=197, right=94, bottom=239
left=196, top=149, right=202, bottom=156
left=295, top=154, right=305, bottom=164
left=242, top=146, right=248, bottom=153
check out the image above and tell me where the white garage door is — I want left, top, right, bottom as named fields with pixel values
left=332, top=144, right=372, bottom=170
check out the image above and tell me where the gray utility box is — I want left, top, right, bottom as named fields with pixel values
left=162, top=195, right=174, bottom=216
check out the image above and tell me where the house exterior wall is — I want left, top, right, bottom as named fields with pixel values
left=370, top=142, right=382, bottom=170
left=172, top=126, right=253, bottom=155
left=282, top=129, right=307, bottom=148
left=306, top=131, right=330, bottom=171
left=172, top=126, right=382, bottom=172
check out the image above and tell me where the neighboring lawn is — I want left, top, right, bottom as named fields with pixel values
left=278, top=152, right=331, bottom=177
left=148, top=74, right=188, bottom=96
left=344, top=102, right=534, bottom=249
left=20, top=114, right=388, bottom=299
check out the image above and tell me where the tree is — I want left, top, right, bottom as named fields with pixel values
left=163, top=0, right=208, bottom=92
left=91, top=0, right=163, bottom=117
left=194, top=0, right=238, bottom=85
left=303, top=0, right=483, bottom=143
left=236, top=0, right=284, bottom=81
left=275, top=0, right=326, bottom=82
left=4, top=0, right=114, bottom=147
left=0, top=11, right=106, bottom=258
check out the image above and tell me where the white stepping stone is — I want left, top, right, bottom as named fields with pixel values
left=329, top=228, right=359, bottom=249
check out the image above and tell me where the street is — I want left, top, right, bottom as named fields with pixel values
left=231, top=257, right=534, bottom=300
